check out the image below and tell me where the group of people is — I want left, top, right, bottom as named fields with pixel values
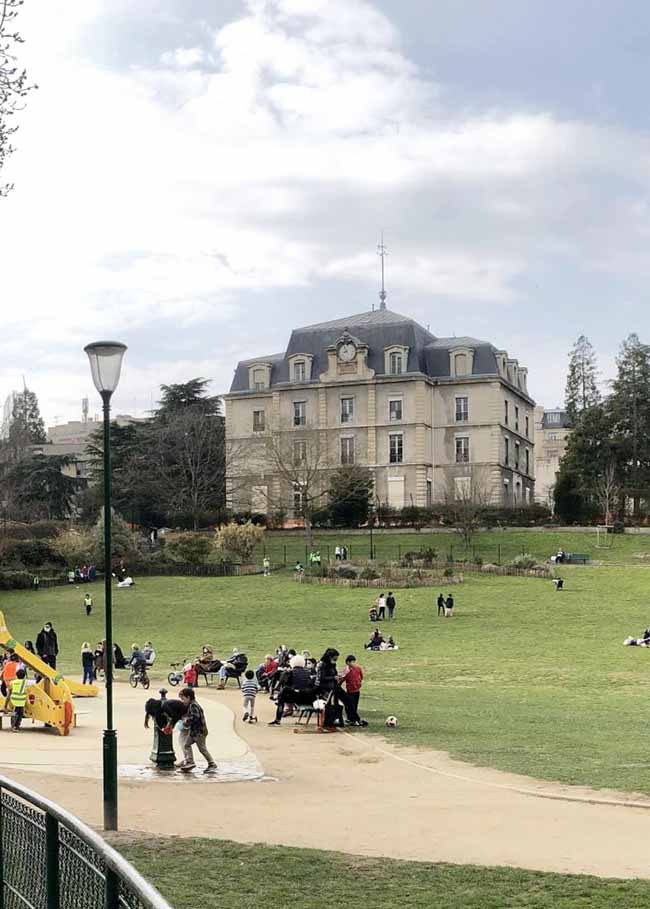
left=368, top=592, right=397, bottom=621
left=334, top=545, right=349, bottom=560
left=67, top=565, right=97, bottom=584
left=364, top=628, right=398, bottom=651
left=0, top=621, right=59, bottom=731
left=436, top=593, right=455, bottom=617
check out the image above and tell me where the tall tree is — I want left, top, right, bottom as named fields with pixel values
left=1, top=0, right=34, bottom=195
left=608, top=333, right=650, bottom=516
left=4, top=453, right=78, bottom=519
left=3, top=385, right=47, bottom=463
left=554, top=403, right=616, bottom=522
left=327, top=465, right=373, bottom=527
left=565, top=335, right=600, bottom=424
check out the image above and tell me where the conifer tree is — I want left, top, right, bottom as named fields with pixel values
left=564, top=335, right=600, bottom=423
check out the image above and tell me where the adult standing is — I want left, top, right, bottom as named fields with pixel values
left=437, top=593, right=445, bottom=617
left=375, top=593, right=386, bottom=620
left=386, top=592, right=396, bottom=620
left=36, top=622, right=59, bottom=669
left=445, top=593, right=454, bottom=617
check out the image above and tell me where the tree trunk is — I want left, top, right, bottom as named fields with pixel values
left=304, top=514, right=315, bottom=551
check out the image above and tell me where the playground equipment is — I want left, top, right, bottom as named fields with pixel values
left=0, top=610, right=98, bottom=736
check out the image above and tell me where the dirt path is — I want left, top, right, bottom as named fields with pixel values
left=3, top=686, right=650, bottom=879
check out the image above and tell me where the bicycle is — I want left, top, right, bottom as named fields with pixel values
left=129, top=665, right=150, bottom=689
left=167, top=662, right=184, bottom=687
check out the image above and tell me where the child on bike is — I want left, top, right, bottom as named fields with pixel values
left=129, top=644, right=147, bottom=678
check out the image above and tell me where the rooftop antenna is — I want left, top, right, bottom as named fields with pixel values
left=377, top=232, right=388, bottom=311
left=82, top=397, right=89, bottom=423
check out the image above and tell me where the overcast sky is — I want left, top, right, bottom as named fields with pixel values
left=3, top=0, right=650, bottom=425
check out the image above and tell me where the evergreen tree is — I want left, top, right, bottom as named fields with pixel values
left=608, top=333, right=650, bottom=516
left=328, top=466, right=373, bottom=527
left=564, top=335, right=600, bottom=423
left=5, top=386, right=46, bottom=462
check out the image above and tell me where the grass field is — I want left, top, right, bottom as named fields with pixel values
left=252, top=526, right=650, bottom=566
left=117, top=837, right=650, bottom=909
left=4, top=564, right=650, bottom=793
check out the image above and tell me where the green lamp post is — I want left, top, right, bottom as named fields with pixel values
left=84, top=340, right=127, bottom=832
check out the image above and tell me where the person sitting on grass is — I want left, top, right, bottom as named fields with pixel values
left=177, top=687, right=217, bottom=773
left=364, top=629, right=384, bottom=651
left=268, top=655, right=315, bottom=725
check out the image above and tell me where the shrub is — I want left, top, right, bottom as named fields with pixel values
left=510, top=553, right=540, bottom=570
left=359, top=566, right=380, bottom=580
left=53, top=529, right=95, bottom=567
left=166, top=532, right=213, bottom=565
left=335, top=566, right=358, bottom=580
left=1, top=539, right=63, bottom=568
left=443, top=566, right=454, bottom=577
left=215, top=521, right=265, bottom=562
left=26, top=521, right=62, bottom=540
left=0, top=571, right=33, bottom=589
left=92, top=508, right=143, bottom=569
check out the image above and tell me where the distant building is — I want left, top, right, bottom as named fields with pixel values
left=0, top=392, right=18, bottom=441
left=533, top=407, right=571, bottom=507
left=40, top=414, right=145, bottom=483
left=225, top=306, right=536, bottom=516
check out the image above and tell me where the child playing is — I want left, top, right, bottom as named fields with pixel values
left=6, top=669, right=28, bottom=731
left=81, top=642, right=95, bottom=684
left=183, top=661, right=198, bottom=688
left=84, top=593, right=92, bottom=616
left=241, top=669, right=259, bottom=723
left=177, top=687, right=217, bottom=773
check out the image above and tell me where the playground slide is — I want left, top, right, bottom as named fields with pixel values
left=0, top=611, right=97, bottom=736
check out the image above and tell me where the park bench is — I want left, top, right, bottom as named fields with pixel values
left=566, top=553, right=590, bottom=564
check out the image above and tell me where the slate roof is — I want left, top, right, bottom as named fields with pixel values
left=542, top=409, right=571, bottom=429
left=228, top=308, right=509, bottom=392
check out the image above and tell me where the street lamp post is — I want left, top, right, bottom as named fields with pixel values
left=84, top=341, right=127, bottom=832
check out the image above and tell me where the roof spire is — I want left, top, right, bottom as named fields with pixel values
left=377, top=232, right=388, bottom=310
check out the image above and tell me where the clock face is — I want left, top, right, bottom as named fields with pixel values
left=338, top=342, right=356, bottom=362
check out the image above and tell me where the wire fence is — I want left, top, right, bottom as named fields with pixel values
left=0, top=775, right=171, bottom=909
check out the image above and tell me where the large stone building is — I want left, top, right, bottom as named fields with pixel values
left=533, top=407, right=571, bottom=507
left=225, top=307, right=535, bottom=516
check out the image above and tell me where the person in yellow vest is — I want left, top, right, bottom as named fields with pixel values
left=7, top=669, right=27, bottom=731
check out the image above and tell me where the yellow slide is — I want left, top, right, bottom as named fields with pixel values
left=0, top=610, right=98, bottom=736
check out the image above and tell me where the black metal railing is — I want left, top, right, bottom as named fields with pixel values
left=0, top=775, right=171, bottom=909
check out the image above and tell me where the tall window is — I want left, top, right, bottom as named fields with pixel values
left=455, top=436, right=470, bottom=463
left=253, top=369, right=266, bottom=391
left=340, top=397, right=354, bottom=424
left=455, top=396, right=469, bottom=422
left=340, top=437, right=355, bottom=465
left=426, top=479, right=433, bottom=507
left=504, top=400, right=509, bottom=425
left=293, top=401, right=306, bottom=426
left=515, top=405, right=519, bottom=432
left=294, top=360, right=306, bottom=382
left=525, top=448, right=530, bottom=474
left=389, top=399, right=403, bottom=421
left=389, top=352, right=403, bottom=375
left=504, top=437, right=509, bottom=465
left=389, top=433, right=403, bottom=464
left=252, top=410, right=265, bottom=432
left=293, top=486, right=303, bottom=518
left=515, top=441, right=520, bottom=469
left=546, top=411, right=561, bottom=423
left=293, top=440, right=307, bottom=465
left=525, top=414, right=529, bottom=438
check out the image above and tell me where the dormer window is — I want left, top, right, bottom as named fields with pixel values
left=248, top=362, right=272, bottom=391
left=294, top=360, right=306, bottom=382
left=384, top=345, right=409, bottom=375
left=450, top=346, right=474, bottom=378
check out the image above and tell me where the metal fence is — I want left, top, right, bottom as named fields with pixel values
left=0, top=775, right=171, bottom=909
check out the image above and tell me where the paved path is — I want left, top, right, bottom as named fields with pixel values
left=3, top=686, right=650, bottom=879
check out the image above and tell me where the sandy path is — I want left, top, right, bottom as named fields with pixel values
left=3, top=686, right=650, bottom=879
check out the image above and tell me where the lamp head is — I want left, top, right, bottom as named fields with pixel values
left=84, top=341, right=127, bottom=396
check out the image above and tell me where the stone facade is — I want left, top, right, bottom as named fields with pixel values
left=225, top=308, right=535, bottom=515
left=533, top=406, right=571, bottom=507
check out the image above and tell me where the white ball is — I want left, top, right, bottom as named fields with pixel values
left=313, top=699, right=326, bottom=711
left=385, top=715, right=398, bottom=728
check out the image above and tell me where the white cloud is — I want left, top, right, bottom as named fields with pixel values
left=3, top=0, right=650, bottom=420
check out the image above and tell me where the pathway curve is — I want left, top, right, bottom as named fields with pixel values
left=3, top=686, right=650, bottom=879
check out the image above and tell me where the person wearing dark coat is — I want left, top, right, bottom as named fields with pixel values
left=36, top=623, right=59, bottom=669
left=144, top=697, right=187, bottom=730
left=316, top=648, right=362, bottom=726
left=386, top=592, right=396, bottom=620
left=268, top=655, right=316, bottom=724
left=437, top=593, right=445, bottom=617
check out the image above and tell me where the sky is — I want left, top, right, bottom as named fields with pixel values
left=3, top=0, right=650, bottom=424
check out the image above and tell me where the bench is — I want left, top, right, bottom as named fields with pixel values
left=566, top=553, right=590, bottom=564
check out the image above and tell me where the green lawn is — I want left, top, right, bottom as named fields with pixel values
left=4, top=565, right=650, bottom=794
left=253, top=526, right=650, bottom=566
left=118, top=837, right=650, bottom=909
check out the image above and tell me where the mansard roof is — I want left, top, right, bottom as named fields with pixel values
left=229, top=307, right=507, bottom=392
